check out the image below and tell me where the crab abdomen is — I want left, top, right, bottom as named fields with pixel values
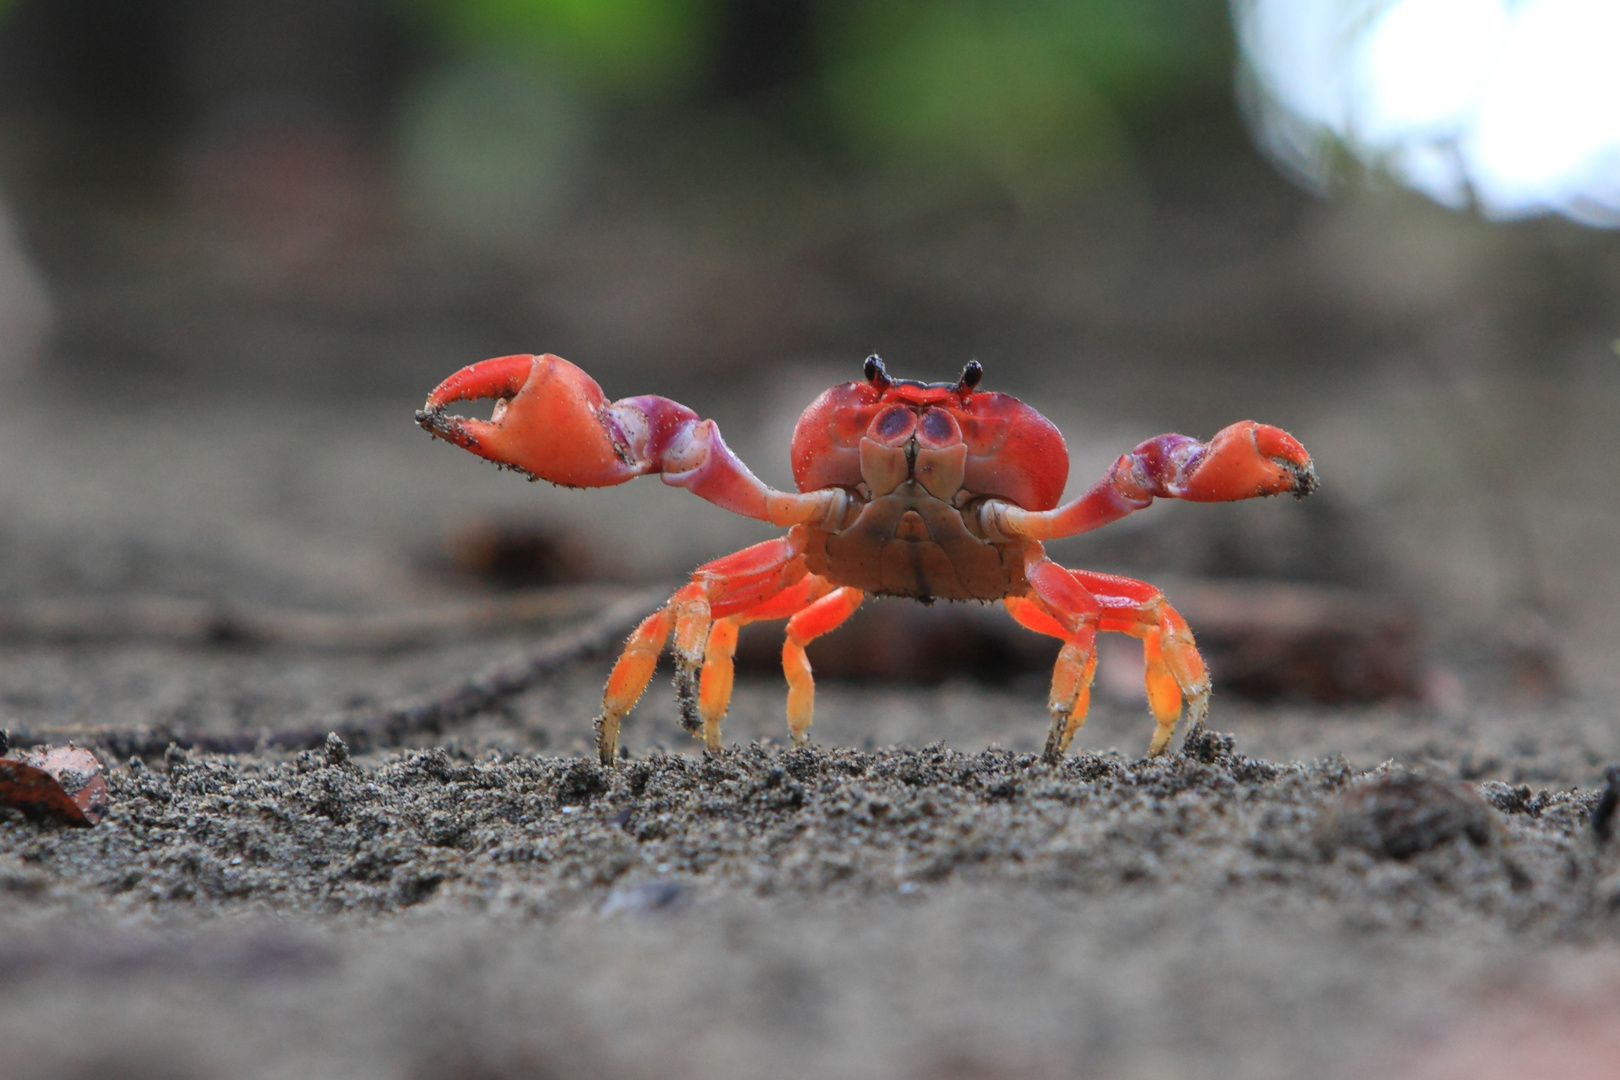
left=804, top=485, right=1024, bottom=601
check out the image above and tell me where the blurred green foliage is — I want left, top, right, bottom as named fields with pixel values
left=400, top=0, right=1237, bottom=209
left=407, top=0, right=1231, bottom=117
left=819, top=0, right=1231, bottom=176
left=409, top=0, right=723, bottom=94
left=823, top=3, right=1113, bottom=184
left=821, top=0, right=1231, bottom=115
left=396, top=57, right=589, bottom=245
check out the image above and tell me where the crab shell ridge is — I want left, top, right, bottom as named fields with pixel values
left=789, top=380, right=1069, bottom=512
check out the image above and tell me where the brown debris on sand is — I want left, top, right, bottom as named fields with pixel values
left=0, top=743, right=108, bottom=827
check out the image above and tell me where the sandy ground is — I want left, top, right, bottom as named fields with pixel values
left=1, top=378, right=1619, bottom=1080
left=1, top=729, right=1613, bottom=1080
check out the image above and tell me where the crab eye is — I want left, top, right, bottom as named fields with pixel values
left=864, top=354, right=892, bottom=389
left=869, top=403, right=917, bottom=444
left=957, top=360, right=983, bottom=393
left=918, top=408, right=961, bottom=447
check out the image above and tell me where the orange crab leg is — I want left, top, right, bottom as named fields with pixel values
left=696, top=575, right=834, bottom=751
left=1009, top=567, right=1211, bottom=757
left=1018, top=551, right=1104, bottom=763
left=1070, top=569, right=1210, bottom=753
left=1007, top=595, right=1103, bottom=759
left=782, top=587, right=865, bottom=746
left=594, top=532, right=811, bottom=764
left=595, top=607, right=677, bottom=764
left=673, top=535, right=815, bottom=729
left=417, top=353, right=849, bottom=529
left=982, top=422, right=1317, bottom=543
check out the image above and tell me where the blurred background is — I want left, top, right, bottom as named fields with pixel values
left=0, top=0, right=1617, bottom=752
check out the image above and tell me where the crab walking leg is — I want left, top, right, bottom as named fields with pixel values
left=1004, top=596, right=1097, bottom=756
left=1140, top=631, right=1193, bottom=754
left=696, top=576, right=834, bottom=752
left=781, top=587, right=865, bottom=746
left=595, top=607, right=676, bottom=765
left=1070, top=569, right=1211, bottom=754
left=417, top=353, right=850, bottom=529
left=1123, top=605, right=1208, bottom=754
left=697, top=619, right=741, bottom=750
left=1021, top=551, right=1104, bottom=762
left=979, top=422, right=1318, bottom=543
left=669, top=533, right=813, bottom=733
left=594, top=532, right=810, bottom=764
left=1061, top=653, right=1099, bottom=756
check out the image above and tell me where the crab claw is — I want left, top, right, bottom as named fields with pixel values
left=416, top=353, right=649, bottom=488
left=1167, top=421, right=1318, bottom=502
left=417, top=352, right=844, bottom=527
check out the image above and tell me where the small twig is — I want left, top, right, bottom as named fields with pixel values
left=0, top=585, right=630, bottom=650
left=5, top=589, right=666, bottom=758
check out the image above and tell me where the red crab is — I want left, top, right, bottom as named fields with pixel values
left=417, top=353, right=1317, bottom=764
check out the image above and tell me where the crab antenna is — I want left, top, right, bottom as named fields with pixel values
left=864, top=354, right=892, bottom=390
left=957, top=360, right=983, bottom=393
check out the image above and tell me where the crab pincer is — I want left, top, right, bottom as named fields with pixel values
left=416, top=353, right=661, bottom=488
left=1149, top=421, right=1318, bottom=502
left=415, top=353, right=829, bottom=525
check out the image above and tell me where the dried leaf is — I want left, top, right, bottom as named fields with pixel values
left=0, top=746, right=108, bottom=827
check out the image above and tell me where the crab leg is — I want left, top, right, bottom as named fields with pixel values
left=596, top=607, right=677, bottom=764
left=781, top=587, right=865, bottom=746
left=1004, top=596, right=1094, bottom=757
left=594, top=531, right=811, bottom=764
left=417, top=353, right=848, bottom=529
left=1018, top=551, right=1104, bottom=763
left=1007, top=567, right=1211, bottom=758
left=696, top=575, right=835, bottom=751
left=981, top=422, right=1318, bottom=543
left=1070, top=569, right=1210, bottom=754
